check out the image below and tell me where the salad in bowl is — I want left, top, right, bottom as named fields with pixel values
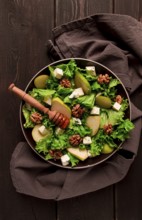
left=21, top=58, right=134, bottom=169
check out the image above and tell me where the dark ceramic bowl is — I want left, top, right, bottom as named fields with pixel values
left=20, top=58, right=131, bottom=169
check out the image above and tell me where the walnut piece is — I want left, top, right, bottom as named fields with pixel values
left=72, top=104, right=85, bottom=118
left=115, top=95, right=123, bottom=104
left=49, top=150, right=63, bottom=160
left=30, top=112, right=42, bottom=124
left=69, top=134, right=82, bottom=146
left=103, top=124, right=113, bottom=134
left=97, top=74, right=110, bottom=84
left=60, top=78, right=71, bottom=88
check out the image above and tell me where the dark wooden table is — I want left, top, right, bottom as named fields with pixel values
left=1, top=1, right=142, bottom=220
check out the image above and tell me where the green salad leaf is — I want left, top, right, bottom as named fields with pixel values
left=22, top=105, right=35, bottom=128
left=30, top=88, right=56, bottom=100
left=111, top=119, right=134, bottom=141
left=73, top=94, right=95, bottom=109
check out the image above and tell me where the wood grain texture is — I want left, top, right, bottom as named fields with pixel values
left=114, top=2, right=142, bottom=219
left=114, top=0, right=139, bottom=19
left=55, top=1, right=114, bottom=220
left=0, top=1, right=56, bottom=220
left=58, top=187, right=114, bottom=220
left=56, top=0, right=113, bottom=26
left=115, top=86, right=142, bottom=220
left=115, top=136, right=142, bottom=220
left=1, top=0, right=142, bottom=220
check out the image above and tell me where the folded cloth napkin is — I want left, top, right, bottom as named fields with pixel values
left=10, top=14, right=142, bottom=200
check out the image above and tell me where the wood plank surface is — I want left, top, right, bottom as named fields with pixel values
left=0, top=1, right=56, bottom=220
left=114, top=1, right=142, bottom=220
left=58, top=188, right=114, bottom=220
left=1, top=0, right=142, bottom=220
left=56, top=0, right=113, bottom=26
left=55, top=1, right=114, bottom=220
left=114, top=0, right=139, bottom=19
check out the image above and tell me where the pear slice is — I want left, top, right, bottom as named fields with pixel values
left=32, top=124, right=51, bottom=142
left=74, top=72, right=91, bottom=94
left=95, top=95, right=112, bottom=109
left=102, top=144, right=114, bottom=154
left=34, top=75, right=49, bottom=89
left=51, top=97, right=71, bottom=119
left=67, top=148, right=88, bottom=161
left=86, top=116, right=101, bottom=136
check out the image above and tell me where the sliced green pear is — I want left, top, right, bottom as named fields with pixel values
left=32, top=124, right=51, bottom=142
left=86, top=116, right=101, bottom=136
left=95, top=95, right=112, bottom=109
left=51, top=97, right=71, bottom=119
left=74, top=72, right=91, bottom=94
left=67, top=147, right=88, bottom=161
left=102, top=144, right=114, bottom=154
left=34, top=75, right=48, bottom=89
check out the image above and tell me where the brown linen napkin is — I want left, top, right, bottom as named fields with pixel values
left=10, top=14, right=142, bottom=200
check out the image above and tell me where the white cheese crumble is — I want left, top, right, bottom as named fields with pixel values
left=38, top=125, right=48, bottom=136
left=83, top=136, right=92, bottom=145
left=69, top=88, right=84, bottom=98
left=53, top=68, right=64, bottom=79
left=72, top=117, right=82, bottom=125
left=113, top=102, right=121, bottom=111
left=61, top=154, right=70, bottom=166
left=86, top=66, right=96, bottom=76
left=90, top=106, right=100, bottom=115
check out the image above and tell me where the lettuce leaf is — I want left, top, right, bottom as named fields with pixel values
left=30, top=88, right=56, bottom=100
left=68, top=120, right=92, bottom=137
left=111, top=119, right=134, bottom=141
left=73, top=94, right=95, bottom=109
left=57, top=85, right=73, bottom=97
left=67, top=152, right=79, bottom=167
left=100, top=109, right=124, bottom=128
left=22, top=105, right=35, bottom=128
left=57, top=59, right=77, bottom=78
left=108, top=78, right=120, bottom=88
left=35, top=136, right=52, bottom=155
left=90, top=130, right=116, bottom=156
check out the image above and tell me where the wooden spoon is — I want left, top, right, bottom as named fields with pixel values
left=8, top=83, right=70, bottom=129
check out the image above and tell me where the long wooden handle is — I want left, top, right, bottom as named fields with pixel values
left=8, top=83, right=49, bottom=114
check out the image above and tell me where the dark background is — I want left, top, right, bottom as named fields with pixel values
left=1, top=1, right=142, bottom=220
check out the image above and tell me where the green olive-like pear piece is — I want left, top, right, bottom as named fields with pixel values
left=95, top=95, right=112, bottom=109
left=74, top=72, right=91, bottom=94
left=102, top=144, right=114, bottom=154
left=34, top=75, right=49, bottom=89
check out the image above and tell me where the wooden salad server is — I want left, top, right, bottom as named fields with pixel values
left=8, top=83, right=70, bottom=129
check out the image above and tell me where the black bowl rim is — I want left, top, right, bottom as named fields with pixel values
left=19, top=58, right=132, bottom=169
